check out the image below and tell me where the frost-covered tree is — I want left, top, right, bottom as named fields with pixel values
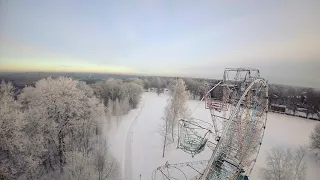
left=0, top=78, right=120, bottom=179
left=62, top=151, right=95, bottom=180
left=107, top=98, right=113, bottom=119
left=62, top=138, right=120, bottom=180
left=0, top=81, right=26, bottom=179
left=169, top=79, right=190, bottom=141
left=161, top=102, right=174, bottom=157
left=156, top=87, right=161, bottom=96
left=183, top=78, right=205, bottom=100
left=114, top=98, right=121, bottom=127
left=260, top=147, right=307, bottom=180
left=160, top=79, right=190, bottom=157
left=114, top=98, right=121, bottom=117
left=124, top=82, right=143, bottom=109
left=310, top=123, right=320, bottom=152
left=131, top=78, right=144, bottom=88
left=92, top=79, right=143, bottom=113
left=94, top=139, right=120, bottom=180
left=18, top=77, right=105, bottom=173
left=156, top=77, right=162, bottom=96
left=120, top=97, right=130, bottom=115
left=0, top=81, right=17, bottom=157
left=92, top=79, right=124, bottom=106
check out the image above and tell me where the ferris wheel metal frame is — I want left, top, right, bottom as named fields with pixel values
left=153, top=68, right=269, bottom=180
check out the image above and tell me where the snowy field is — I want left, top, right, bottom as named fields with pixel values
left=107, top=92, right=320, bottom=180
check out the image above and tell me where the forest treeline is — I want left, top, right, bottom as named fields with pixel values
left=268, top=84, right=320, bottom=118
left=3, top=72, right=319, bottom=116
left=0, top=77, right=144, bottom=180
left=91, top=78, right=143, bottom=116
left=124, top=76, right=319, bottom=119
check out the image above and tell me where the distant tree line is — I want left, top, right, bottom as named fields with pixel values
left=119, top=76, right=211, bottom=100
left=91, top=78, right=144, bottom=114
left=3, top=72, right=318, bottom=119
left=268, top=84, right=320, bottom=119
left=142, top=76, right=320, bottom=119
left=92, top=76, right=320, bottom=120
left=90, top=78, right=144, bottom=128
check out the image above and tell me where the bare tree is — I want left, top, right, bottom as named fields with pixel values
left=260, top=147, right=307, bottom=180
left=120, top=96, right=130, bottom=115
left=156, top=87, right=162, bottom=96
left=56, top=127, right=120, bottom=180
left=62, top=151, right=95, bottom=180
left=94, top=139, right=120, bottom=180
left=310, top=123, right=320, bottom=152
left=161, top=102, right=174, bottom=157
left=106, top=98, right=113, bottom=128
left=62, top=140, right=120, bottom=180
left=114, top=98, right=121, bottom=128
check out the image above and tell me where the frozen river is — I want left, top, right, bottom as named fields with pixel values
left=107, top=92, right=320, bottom=180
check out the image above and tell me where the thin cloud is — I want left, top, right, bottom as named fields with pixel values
left=60, top=65, right=84, bottom=68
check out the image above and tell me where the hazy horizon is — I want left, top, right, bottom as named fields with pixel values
left=1, top=0, right=319, bottom=88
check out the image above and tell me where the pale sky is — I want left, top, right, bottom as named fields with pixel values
left=0, top=0, right=319, bottom=88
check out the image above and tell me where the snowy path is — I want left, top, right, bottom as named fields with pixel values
left=108, top=92, right=320, bottom=180
left=130, top=93, right=215, bottom=180
left=123, top=101, right=145, bottom=180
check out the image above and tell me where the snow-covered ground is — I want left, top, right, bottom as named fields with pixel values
left=107, top=92, right=320, bottom=180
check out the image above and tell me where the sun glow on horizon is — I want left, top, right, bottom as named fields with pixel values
left=0, top=58, right=140, bottom=75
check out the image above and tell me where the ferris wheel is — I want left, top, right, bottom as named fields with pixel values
left=153, top=68, right=269, bottom=180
